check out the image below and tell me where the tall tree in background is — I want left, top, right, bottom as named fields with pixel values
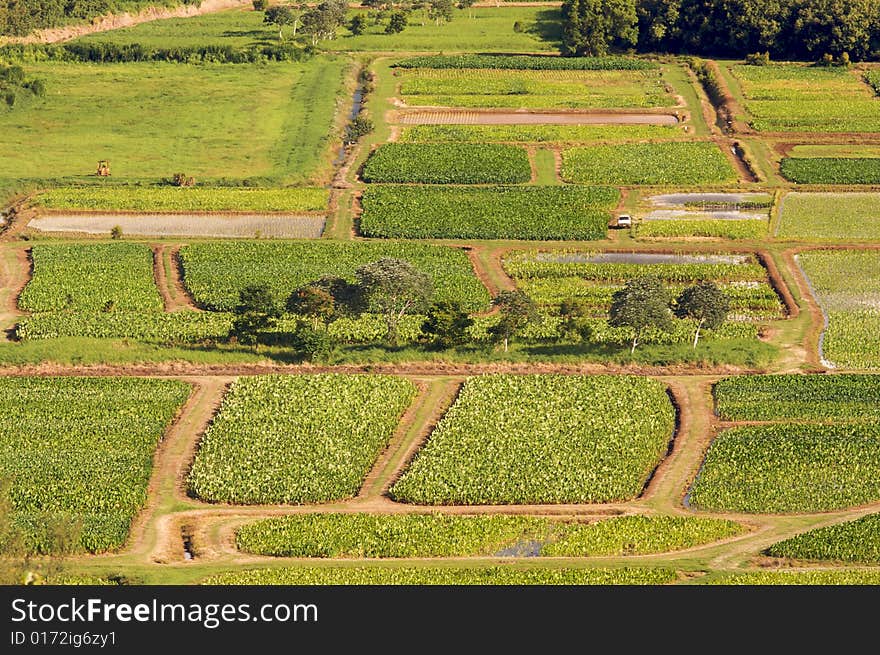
left=561, top=0, right=638, bottom=56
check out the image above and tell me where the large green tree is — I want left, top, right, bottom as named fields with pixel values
left=609, top=276, right=673, bottom=354
left=674, top=281, right=730, bottom=348
left=355, top=258, right=433, bottom=347
left=561, top=0, right=638, bottom=56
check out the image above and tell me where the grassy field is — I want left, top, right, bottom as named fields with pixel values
left=0, top=57, right=349, bottom=185
left=778, top=193, right=880, bottom=240
left=73, top=6, right=560, bottom=52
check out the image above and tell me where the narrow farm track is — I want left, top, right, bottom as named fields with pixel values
left=0, top=246, right=29, bottom=336
left=165, top=245, right=200, bottom=312
left=781, top=248, right=827, bottom=370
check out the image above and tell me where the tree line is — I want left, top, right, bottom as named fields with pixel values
left=563, top=0, right=880, bottom=61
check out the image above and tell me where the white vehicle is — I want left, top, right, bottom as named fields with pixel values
left=616, top=214, right=632, bottom=228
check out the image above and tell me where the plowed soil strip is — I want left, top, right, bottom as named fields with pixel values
left=395, top=110, right=681, bottom=126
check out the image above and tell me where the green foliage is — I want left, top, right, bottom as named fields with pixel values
left=780, top=158, right=880, bottom=184
left=360, top=185, right=617, bottom=240
left=230, top=284, right=280, bottom=345
left=609, top=276, right=674, bottom=352
left=690, top=424, right=880, bottom=513
left=675, top=281, right=729, bottom=347
left=19, top=243, right=162, bottom=313
left=0, top=377, right=189, bottom=553
left=712, top=570, right=880, bottom=585
left=187, top=375, right=416, bottom=504
left=356, top=258, right=433, bottom=346
left=488, top=289, right=540, bottom=351
left=766, top=514, right=880, bottom=564
left=633, top=219, right=767, bottom=240
left=714, top=374, right=880, bottom=421
left=561, top=0, right=638, bottom=57
left=179, top=241, right=489, bottom=313
left=399, top=123, right=683, bottom=144
left=562, top=142, right=737, bottom=185
left=385, top=11, right=407, bottom=34
left=391, top=374, right=675, bottom=504
left=34, top=187, right=329, bottom=213
left=422, top=301, right=474, bottom=349
left=394, top=54, right=656, bottom=70
left=361, top=143, right=531, bottom=184
left=778, top=192, right=880, bottom=240
left=16, top=311, right=233, bottom=342
left=798, top=250, right=880, bottom=369
left=203, top=566, right=677, bottom=585
left=866, top=70, right=880, bottom=96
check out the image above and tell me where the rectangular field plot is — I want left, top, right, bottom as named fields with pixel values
left=0, top=59, right=347, bottom=183
left=396, top=68, right=676, bottom=110
left=714, top=374, right=880, bottom=421
left=766, top=513, right=880, bottom=564
left=503, top=250, right=784, bottom=323
left=780, top=158, right=880, bottom=184
left=0, top=376, right=190, bottom=553
left=689, top=423, right=880, bottom=513
left=361, top=143, right=531, bottom=184
left=203, top=566, right=677, bottom=586
left=390, top=374, right=676, bottom=505
left=730, top=64, right=880, bottom=133
left=34, top=187, right=329, bottom=213
left=28, top=213, right=326, bottom=239
left=398, top=124, right=685, bottom=144
left=561, top=142, right=737, bottom=185
left=359, top=185, right=619, bottom=240
left=710, top=570, right=880, bottom=585
left=235, top=513, right=743, bottom=558
left=19, top=243, right=162, bottom=313
left=187, top=375, right=417, bottom=505
left=778, top=193, right=880, bottom=240
left=797, top=250, right=880, bottom=369
left=179, top=241, right=490, bottom=312
left=635, top=192, right=771, bottom=240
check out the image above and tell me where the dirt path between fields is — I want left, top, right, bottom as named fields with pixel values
left=0, top=247, right=30, bottom=338
left=394, top=109, right=681, bottom=126
left=5, top=0, right=254, bottom=45
left=782, top=248, right=826, bottom=370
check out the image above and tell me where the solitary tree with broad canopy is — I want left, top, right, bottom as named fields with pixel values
left=422, top=300, right=474, bottom=349
left=488, top=289, right=539, bottom=352
left=264, top=6, right=298, bottom=41
left=675, top=281, right=730, bottom=348
left=230, top=284, right=280, bottom=345
left=355, top=258, right=433, bottom=347
left=609, top=276, right=673, bottom=354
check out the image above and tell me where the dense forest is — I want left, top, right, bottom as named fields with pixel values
left=563, top=0, right=880, bottom=60
left=0, top=0, right=198, bottom=36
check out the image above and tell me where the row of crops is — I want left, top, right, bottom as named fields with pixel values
left=780, top=157, right=880, bottom=184
left=235, top=514, right=744, bottom=558
left=398, top=124, right=685, bottom=145
left=777, top=192, right=880, bottom=240
left=0, top=376, right=190, bottom=553
left=730, top=64, right=880, bottom=133
left=503, top=250, right=784, bottom=321
left=34, top=187, right=329, bottom=213
left=359, top=185, right=619, bottom=241
left=690, top=374, right=880, bottom=514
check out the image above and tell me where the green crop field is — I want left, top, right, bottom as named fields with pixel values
left=778, top=193, right=880, bottom=240
left=798, top=250, right=880, bottom=369
left=780, top=158, right=880, bottom=184
left=714, top=374, right=880, bottom=421
left=187, top=375, right=416, bottom=505
left=711, top=570, right=880, bottom=585
left=361, top=143, right=531, bottom=184
left=34, top=187, right=329, bottom=213
left=19, top=243, right=162, bottom=313
left=634, top=218, right=768, bottom=240
left=561, top=142, right=737, bottom=185
left=179, top=241, right=490, bottom=313
left=359, top=185, right=618, bottom=240
left=398, top=124, right=685, bottom=144
left=766, top=513, right=880, bottom=563
left=235, top=513, right=743, bottom=558
left=690, top=424, right=880, bottom=513
left=203, top=566, right=677, bottom=585
left=391, top=375, right=675, bottom=505
left=730, top=64, right=880, bottom=133
left=396, top=68, right=674, bottom=110
left=787, top=144, right=880, bottom=158
left=0, top=376, right=190, bottom=553
left=0, top=57, right=348, bottom=185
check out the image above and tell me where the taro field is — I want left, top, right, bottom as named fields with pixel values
left=778, top=193, right=880, bottom=240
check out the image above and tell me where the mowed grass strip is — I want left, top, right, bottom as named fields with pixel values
left=713, top=374, right=880, bottom=421
left=766, top=513, right=880, bottom=563
left=34, top=187, right=330, bottom=213
left=690, top=424, right=880, bottom=513
left=186, top=375, right=417, bottom=505
left=235, top=513, right=743, bottom=558
left=779, top=192, right=880, bottom=240
left=18, top=243, right=162, bottom=313
left=390, top=374, right=675, bottom=505
left=359, top=185, right=619, bottom=240
left=561, top=142, right=737, bottom=185
left=203, top=566, right=677, bottom=585
left=0, top=377, right=190, bottom=553
left=0, top=59, right=347, bottom=183
left=361, top=143, right=531, bottom=184
left=178, top=241, right=491, bottom=313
